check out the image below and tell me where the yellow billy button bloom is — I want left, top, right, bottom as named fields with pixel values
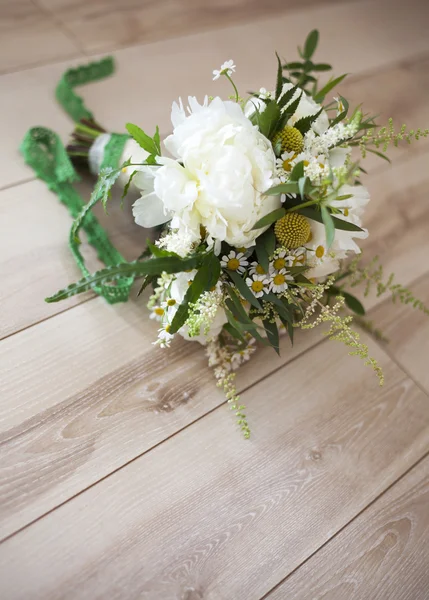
left=274, top=213, right=311, bottom=249
left=273, top=126, right=304, bottom=154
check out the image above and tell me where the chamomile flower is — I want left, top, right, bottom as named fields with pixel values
left=230, top=338, right=256, bottom=370
left=276, top=151, right=298, bottom=174
left=269, top=269, right=293, bottom=293
left=246, top=274, right=270, bottom=298
left=150, top=306, right=165, bottom=321
left=249, top=261, right=268, bottom=277
left=161, top=297, right=178, bottom=320
left=270, top=250, right=289, bottom=272
left=153, top=326, right=174, bottom=349
left=285, top=247, right=307, bottom=267
left=221, top=250, right=249, bottom=274
left=212, top=60, right=236, bottom=80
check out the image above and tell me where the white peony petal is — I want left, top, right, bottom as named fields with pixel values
left=132, top=192, right=172, bottom=228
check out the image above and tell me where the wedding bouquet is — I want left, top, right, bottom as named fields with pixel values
left=32, top=31, right=429, bottom=437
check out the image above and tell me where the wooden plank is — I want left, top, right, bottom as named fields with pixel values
left=0, top=337, right=428, bottom=599
left=266, top=454, right=429, bottom=599
left=0, top=295, right=319, bottom=540
left=0, top=176, right=146, bottom=339
left=2, top=0, right=429, bottom=189
left=38, top=0, right=350, bottom=53
left=0, top=0, right=80, bottom=74
left=369, top=274, right=429, bottom=393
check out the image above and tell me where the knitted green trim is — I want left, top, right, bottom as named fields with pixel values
left=101, top=133, right=129, bottom=170
left=20, top=127, right=133, bottom=304
left=55, top=56, right=115, bottom=122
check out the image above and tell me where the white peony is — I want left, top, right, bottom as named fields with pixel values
left=132, top=96, right=281, bottom=248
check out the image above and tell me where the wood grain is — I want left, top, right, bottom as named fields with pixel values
left=0, top=295, right=320, bottom=540
left=0, top=0, right=80, bottom=73
left=266, top=455, right=429, bottom=600
left=37, top=0, right=353, bottom=53
left=0, top=336, right=428, bottom=599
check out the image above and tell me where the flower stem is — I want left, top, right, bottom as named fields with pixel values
left=285, top=198, right=320, bottom=212
left=224, top=73, right=239, bottom=102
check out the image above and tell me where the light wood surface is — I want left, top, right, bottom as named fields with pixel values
left=1, top=0, right=429, bottom=598
left=1, top=337, right=429, bottom=600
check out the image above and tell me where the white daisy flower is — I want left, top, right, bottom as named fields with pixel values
left=249, top=261, right=268, bottom=277
left=270, top=250, right=290, bottom=272
left=220, top=250, right=249, bottom=274
left=212, top=59, right=236, bottom=80
left=285, top=247, right=307, bottom=267
left=246, top=274, right=270, bottom=298
left=270, top=269, right=293, bottom=293
left=150, top=306, right=165, bottom=321
left=153, top=326, right=174, bottom=349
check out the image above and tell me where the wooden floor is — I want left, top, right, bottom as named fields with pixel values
left=1, top=0, right=429, bottom=598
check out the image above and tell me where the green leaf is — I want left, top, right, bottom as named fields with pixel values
left=303, top=30, right=319, bottom=60
left=263, top=293, right=293, bottom=322
left=311, top=63, right=332, bottom=72
left=277, top=84, right=299, bottom=111
left=223, top=321, right=246, bottom=343
left=329, top=287, right=366, bottom=316
left=263, top=182, right=299, bottom=196
left=293, top=108, right=323, bottom=135
left=71, top=166, right=121, bottom=244
left=137, top=274, right=156, bottom=297
left=289, top=160, right=305, bottom=181
left=283, top=61, right=304, bottom=70
left=321, top=205, right=335, bottom=248
left=313, top=74, right=348, bottom=103
left=153, top=125, right=161, bottom=155
left=146, top=241, right=178, bottom=258
left=169, top=253, right=221, bottom=334
left=121, top=169, right=138, bottom=200
left=227, top=270, right=262, bottom=310
left=263, top=319, right=280, bottom=354
left=298, top=176, right=310, bottom=199
left=366, top=148, right=391, bottom=163
left=275, top=52, right=283, bottom=100
left=297, top=207, right=365, bottom=232
left=46, top=254, right=205, bottom=303
left=257, top=100, right=281, bottom=138
left=252, top=207, right=285, bottom=230
left=278, top=91, right=303, bottom=129
left=125, top=123, right=159, bottom=156
left=255, top=228, right=275, bottom=271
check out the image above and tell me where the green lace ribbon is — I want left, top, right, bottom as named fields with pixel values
left=19, top=56, right=135, bottom=304
left=55, top=56, right=115, bottom=122
left=20, top=127, right=134, bottom=304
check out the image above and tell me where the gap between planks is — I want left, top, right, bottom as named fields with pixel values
left=260, top=444, right=429, bottom=600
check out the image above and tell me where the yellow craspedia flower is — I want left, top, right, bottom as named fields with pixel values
left=274, top=213, right=311, bottom=249
left=273, top=126, right=304, bottom=154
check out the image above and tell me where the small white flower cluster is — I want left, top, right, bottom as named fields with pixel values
left=186, top=288, right=224, bottom=338
left=156, top=229, right=197, bottom=257
left=212, top=59, right=236, bottom=81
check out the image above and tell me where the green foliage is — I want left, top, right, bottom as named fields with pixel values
left=321, top=205, right=335, bottom=247
left=169, top=253, right=221, bottom=333
left=255, top=100, right=281, bottom=138
left=293, top=108, right=323, bottom=135
left=252, top=207, right=286, bottom=230
left=227, top=270, right=261, bottom=309
left=255, top=228, right=276, bottom=271
left=46, top=253, right=206, bottom=302
left=282, top=30, right=332, bottom=92
left=125, top=123, right=161, bottom=163
left=262, top=319, right=280, bottom=354
left=358, top=118, right=429, bottom=158
left=347, top=256, right=429, bottom=315
left=313, top=74, right=348, bottom=104
left=121, top=169, right=138, bottom=200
